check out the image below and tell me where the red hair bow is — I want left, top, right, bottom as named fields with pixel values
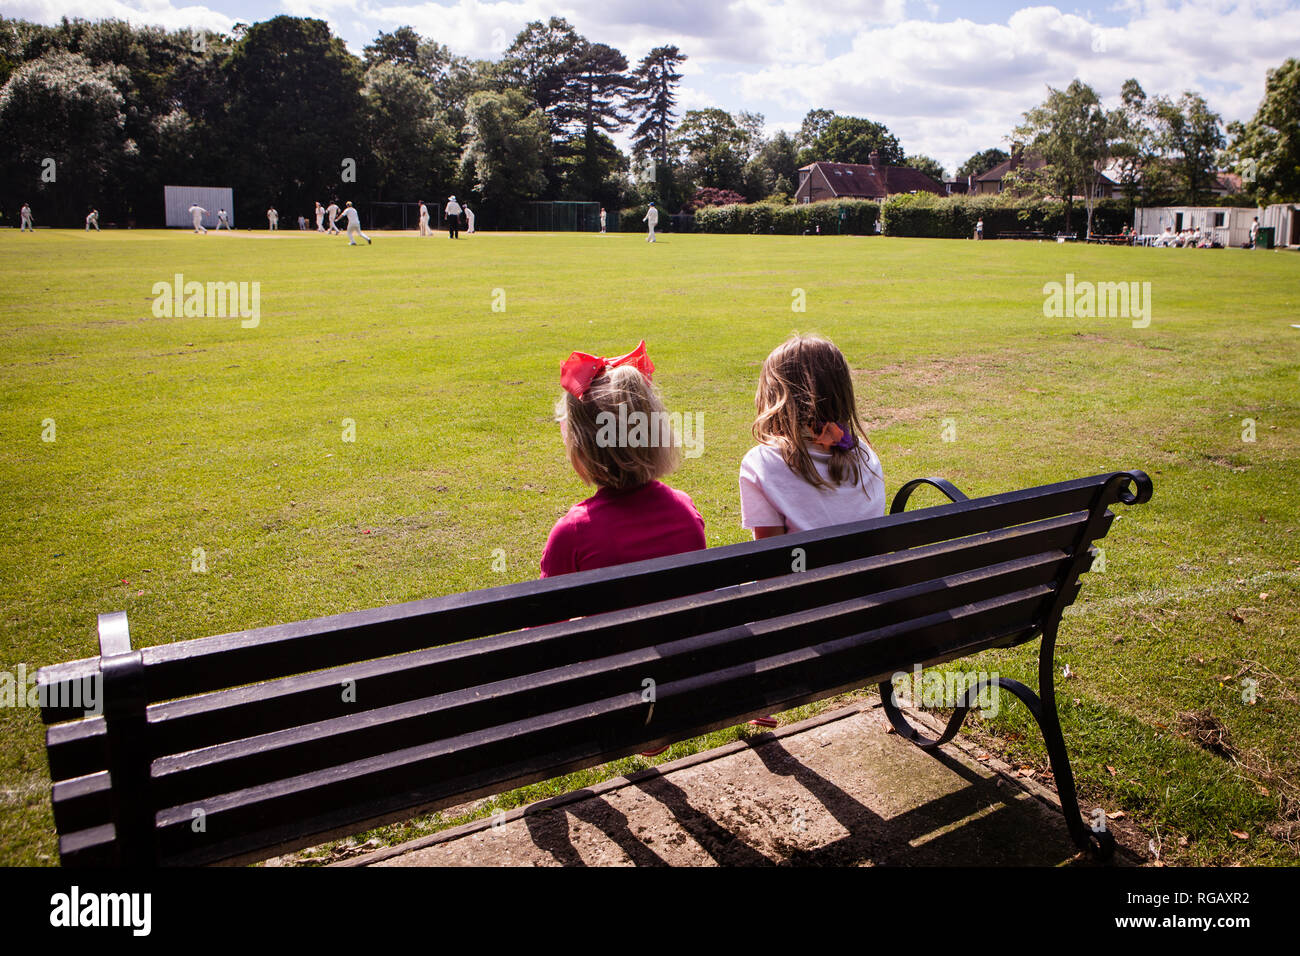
left=560, top=340, right=655, bottom=398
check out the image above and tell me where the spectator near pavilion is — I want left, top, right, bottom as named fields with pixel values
left=794, top=151, right=946, bottom=203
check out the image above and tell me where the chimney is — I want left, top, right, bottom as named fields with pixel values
left=1010, top=145, right=1023, bottom=171
left=869, top=150, right=881, bottom=167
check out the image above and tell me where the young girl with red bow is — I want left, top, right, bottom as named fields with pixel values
left=541, top=341, right=706, bottom=577
left=740, top=333, right=885, bottom=538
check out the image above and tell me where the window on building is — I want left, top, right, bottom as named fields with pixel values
left=1214, top=212, right=1225, bottom=227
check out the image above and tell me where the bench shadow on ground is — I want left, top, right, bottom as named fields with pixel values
left=520, top=735, right=1138, bottom=867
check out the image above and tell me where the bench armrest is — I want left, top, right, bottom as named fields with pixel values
left=890, top=477, right=970, bottom=514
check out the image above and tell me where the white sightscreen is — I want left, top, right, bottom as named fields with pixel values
left=164, top=186, right=234, bottom=228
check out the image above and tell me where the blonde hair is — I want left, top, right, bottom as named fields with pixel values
left=753, top=332, right=874, bottom=491
left=556, top=365, right=680, bottom=491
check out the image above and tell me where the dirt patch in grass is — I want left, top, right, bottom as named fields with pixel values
left=851, top=355, right=1014, bottom=429
left=856, top=356, right=995, bottom=388
left=1177, top=709, right=1236, bottom=759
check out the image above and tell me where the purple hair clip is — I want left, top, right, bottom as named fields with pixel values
left=813, top=421, right=857, bottom=451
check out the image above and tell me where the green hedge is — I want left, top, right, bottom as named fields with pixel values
left=617, top=206, right=695, bottom=232
left=692, top=199, right=880, bottom=235
left=617, top=195, right=1143, bottom=238
left=881, top=193, right=1136, bottom=238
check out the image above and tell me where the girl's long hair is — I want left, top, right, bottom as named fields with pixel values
left=753, top=333, right=875, bottom=491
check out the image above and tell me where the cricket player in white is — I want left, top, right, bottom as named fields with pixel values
left=599, top=207, right=606, bottom=233
left=445, top=195, right=462, bottom=238
left=418, top=201, right=430, bottom=236
left=464, top=205, right=475, bottom=234
left=643, top=202, right=658, bottom=242
left=267, top=207, right=278, bottom=230
left=20, top=203, right=33, bottom=231
left=315, top=202, right=325, bottom=232
left=326, top=202, right=340, bottom=235
left=85, top=209, right=100, bottom=231
left=216, top=208, right=232, bottom=230
left=189, top=204, right=208, bottom=233
left=340, top=201, right=371, bottom=245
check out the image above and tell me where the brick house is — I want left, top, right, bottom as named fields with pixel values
left=795, top=151, right=946, bottom=203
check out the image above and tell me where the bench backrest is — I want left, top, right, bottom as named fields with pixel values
left=37, top=470, right=1151, bottom=865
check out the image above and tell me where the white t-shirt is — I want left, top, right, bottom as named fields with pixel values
left=446, top=200, right=462, bottom=216
left=341, top=207, right=360, bottom=228
left=739, top=442, right=885, bottom=533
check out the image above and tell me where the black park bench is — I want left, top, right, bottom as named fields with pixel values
left=37, top=469, right=1153, bottom=866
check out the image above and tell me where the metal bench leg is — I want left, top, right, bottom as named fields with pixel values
left=879, top=643, right=1113, bottom=861
left=1033, top=625, right=1114, bottom=861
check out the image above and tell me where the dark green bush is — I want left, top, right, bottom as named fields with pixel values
left=693, top=199, right=879, bottom=235
left=880, top=193, right=1138, bottom=238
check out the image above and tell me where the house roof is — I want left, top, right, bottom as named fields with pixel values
left=798, top=161, right=945, bottom=199
left=1214, top=172, right=1243, bottom=193
left=976, top=154, right=1046, bottom=181
left=979, top=153, right=1117, bottom=187
left=1100, top=160, right=1243, bottom=193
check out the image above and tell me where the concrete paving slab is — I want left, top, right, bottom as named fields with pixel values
left=343, top=701, right=1130, bottom=867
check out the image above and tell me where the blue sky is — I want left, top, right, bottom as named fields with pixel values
left=4, top=0, right=1296, bottom=175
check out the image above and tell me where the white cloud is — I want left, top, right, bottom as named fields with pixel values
left=5, top=0, right=235, bottom=31
left=8, top=0, right=1294, bottom=174
left=736, top=1, right=1300, bottom=173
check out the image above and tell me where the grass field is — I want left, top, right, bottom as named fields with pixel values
left=1, top=228, right=1297, bottom=866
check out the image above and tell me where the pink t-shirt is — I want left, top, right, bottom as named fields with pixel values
left=540, top=481, right=706, bottom=577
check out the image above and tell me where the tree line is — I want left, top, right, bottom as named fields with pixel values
left=0, top=14, right=951, bottom=226
left=1, top=14, right=1295, bottom=227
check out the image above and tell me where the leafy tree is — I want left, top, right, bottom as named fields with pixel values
left=500, top=17, right=583, bottom=131
left=363, top=26, right=421, bottom=69
left=0, top=51, right=135, bottom=224
left=674, top=108, right=753, bottom=194
left=682, top=187, right=746, bottom=211
left=364, top=26, right=480, bottom=135
left=1149, top=91, right=1224, bottom=204
left=904, top=154, right=946, bottom=183
left=223, top=16, right=367, bottom=222
left=629, top=44, right=685, bottom=167
left=735, top=111, right=766, bottom=160
left=955, top=148, right=1008, bottom=180
left=1226, top=58, right=1300, bottom=205
left=559, top=41, right=632, bottom=197
left=363, top=62, right=456, bottom=201
left=1108, top=78, right=1156, bottom=206
left=798, top=115, right=902, bottom=166
left=796, top=108, right=835, bottom=151
left=459, top=89, right=552, bottom=221
left=555, top=129, right=628, bottom=207
left=745, top=129, right=800, bottom=199
left=1013, top=79, right=1119, bottom=233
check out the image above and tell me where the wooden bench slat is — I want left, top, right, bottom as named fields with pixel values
left=43, top=510, right=1095, bottom=784
left=138, top=586, right=1049, bottom=865
left=53, top=581, right=1051, bottom=856
left=37, top=473, right=1130, bottom=719
left=142, top=550, right=1065, bottom=806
